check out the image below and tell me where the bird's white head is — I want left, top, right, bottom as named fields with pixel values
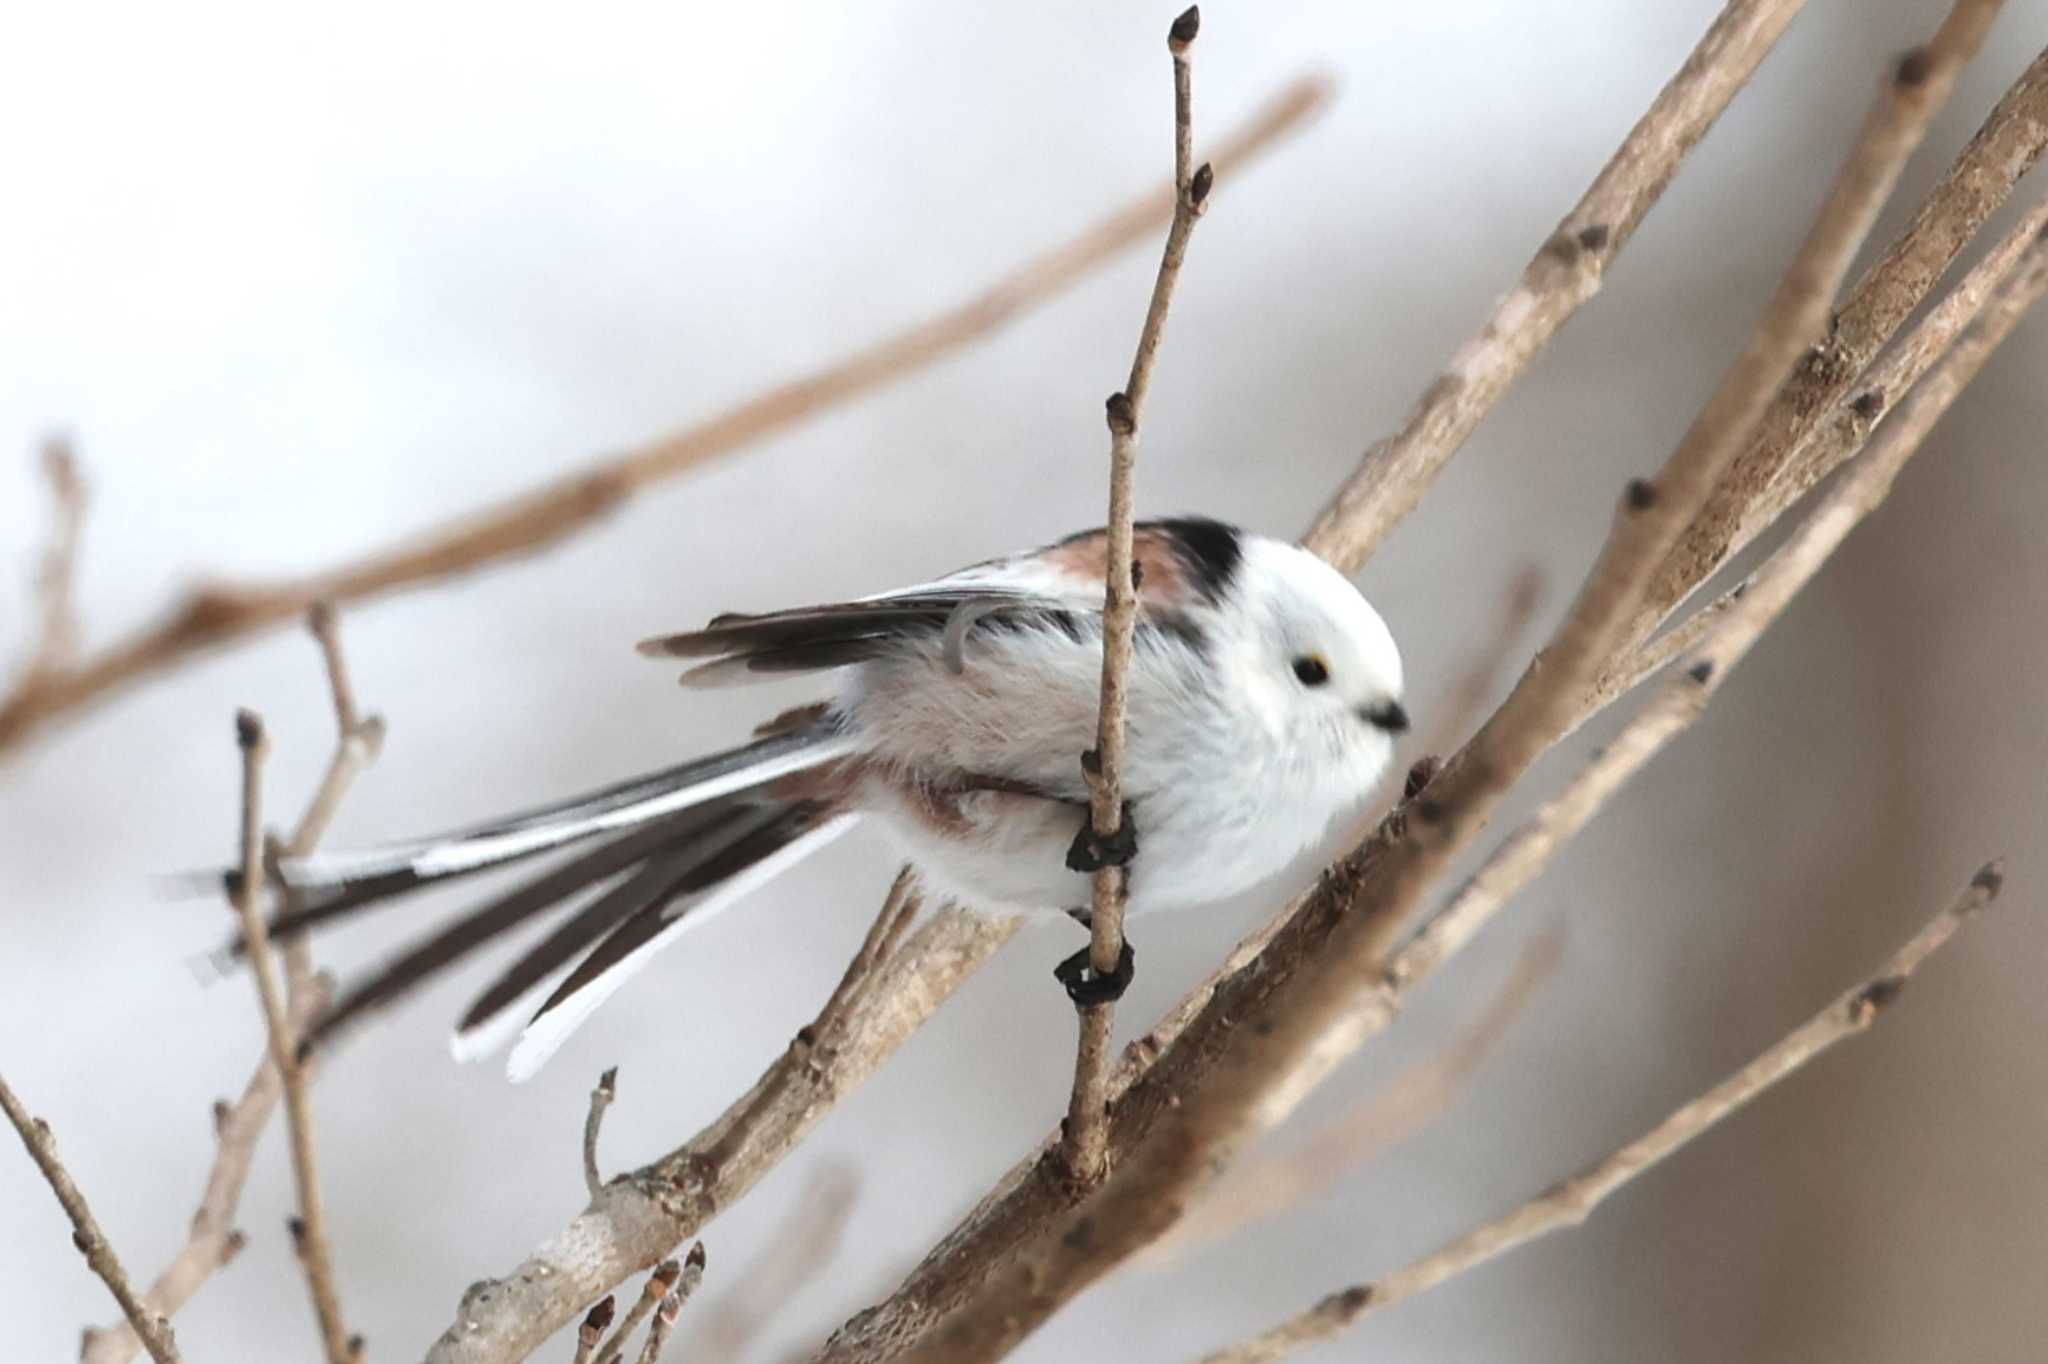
left=1219, top=535, right=1407, bottom=798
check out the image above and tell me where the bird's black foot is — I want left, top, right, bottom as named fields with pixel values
left=1055, top=940, right=1136, bottom=1007
left=1065, top=802, right=1138, bottom=874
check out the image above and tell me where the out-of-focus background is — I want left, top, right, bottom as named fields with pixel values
left=5, top=2, right=2045, bottom=1359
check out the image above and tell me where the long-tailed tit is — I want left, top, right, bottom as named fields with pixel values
left=236, top=517, right=1406, bottom=1080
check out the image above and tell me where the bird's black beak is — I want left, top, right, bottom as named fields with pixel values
left=1361, top=700, right=1409, bottom=734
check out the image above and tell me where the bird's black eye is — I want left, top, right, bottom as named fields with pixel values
left=1291, top=655, right=1330, bottom=687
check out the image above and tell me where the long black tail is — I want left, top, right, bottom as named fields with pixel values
left=211, top=714, right=856, bottom=1078
left=303, top=795, right=852, bottom=1078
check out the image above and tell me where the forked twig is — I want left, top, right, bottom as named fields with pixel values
left=85, top=610, right=380, bottom=1364
left=1197, top=864, right=2009, bottom=1363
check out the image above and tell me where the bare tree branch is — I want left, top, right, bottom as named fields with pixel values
left=1064, top=1, right=1213, bottom=1188
left=1638, top=23, right=2043, bottom=639
left=826, top=10, right=2015, bottom=1355
left=1300, top=0, right=1809, bottom=574
left=570, top=1297, right=615, bottom=1364
left=0, top=74, right=1331, bottom=765
left=592, top=1256, right=684, bottom=1364
left=227, top=711, right=357, bottom=1363
left=10, top=435, right=87, bottom=687
left=1587, top=189, right=2048, bottom=728
left=420, top=906, right=1017, bottom=1364
left=1196, top=863, right=2010, bottom=1364
left=1403, top=224, right=2048, bottom=987
left=0, top=1070, right=182, bottom=1364
left=585, top=1069, right=619, bottom=1201
left=78, top=977, right=330, bottom=1364
left=84, top=610, right=380, bottom=1364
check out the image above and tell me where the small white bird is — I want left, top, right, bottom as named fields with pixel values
left=250, top=518, right=1406, bottom=1080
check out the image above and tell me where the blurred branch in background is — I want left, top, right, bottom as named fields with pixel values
left=0, top=73, right=1331, bottom=765
left=1145, top=929, right=1562, bottom=1264
left=689, top=1163, right=859, bottom=1360
left=1196, top=864, right=2010, bottom=1364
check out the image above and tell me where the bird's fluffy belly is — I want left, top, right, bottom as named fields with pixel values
left=843, top=624, right=1331, bottom=916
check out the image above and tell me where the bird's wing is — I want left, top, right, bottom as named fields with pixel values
left=637, top=517, right=1237, bottom=686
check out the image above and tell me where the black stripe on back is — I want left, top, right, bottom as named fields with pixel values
left=1144, top=516, right=1244, bottom=603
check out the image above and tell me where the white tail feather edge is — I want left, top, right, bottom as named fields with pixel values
left=289, top=734, right=857, bottom=885
left=479, top=813, right=861, bottom=1082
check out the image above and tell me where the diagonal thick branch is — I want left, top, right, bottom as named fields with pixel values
left=0, top=73, right=1329, bottom=765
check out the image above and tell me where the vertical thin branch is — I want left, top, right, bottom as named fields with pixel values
left=16, top=436, right=88, bottom=683
left=1064, top=1, right=1214, bottom=1187
left=584, top=1068, right=619, bottom=1200
left=593, top=1256, right=687, bottom=1364
left=228, top=711, right=357, bottom=1364
left=0, top=1071, right=182, bottom=1364
left=1198, top=864, right=2009, bottom=1364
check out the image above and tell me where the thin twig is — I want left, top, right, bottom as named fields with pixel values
left=585, top=1068, right=619, bottom=1200
left=84, top=612, right=381, bottom=1364
left=637, top=1246, right=705, bottom=1364
left=12, top=435, right=87, bottom=685
left=280, top=605, right=386, bottom=995
left=633, top=1295, right=681, bottom=1364
left=1300, top=0, right=1810, bottom=574
left=593, top=1258, right=683, bottom=1364
left=570, top=1297, right=615, bottom=1364
left=1197, top=864, right=2010, bottom=1364
left=1064, top=1, right=1213, bottom=1188
left=0, top=74, right=1330, bottom=764
left=0, top=1070, right=182, bottom=1363
left=79, top=977, right=330, bottom=1364
left=421, top=907, right=1017, bottom=1364
left=228, top=712, right=357, bottom=1364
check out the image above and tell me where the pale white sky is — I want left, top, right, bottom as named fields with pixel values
left=4, top=3, right=2045, bottom=1361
